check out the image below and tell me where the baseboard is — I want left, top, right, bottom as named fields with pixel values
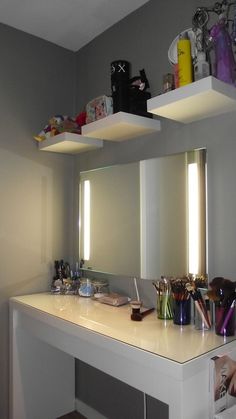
left=75, top=398, right=107, bottom=419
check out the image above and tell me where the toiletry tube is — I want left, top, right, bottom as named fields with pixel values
left=177, top=33, right=193, bottom=86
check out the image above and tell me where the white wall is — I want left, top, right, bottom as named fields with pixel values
left=0, top=23, right=76, bottom=419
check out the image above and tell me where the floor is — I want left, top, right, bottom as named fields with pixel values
left=58, top=411, right=87, bottom=419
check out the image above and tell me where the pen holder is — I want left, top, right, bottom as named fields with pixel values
left=157, top=293, right=173, bottom=320
left=173, top=298, right=191, bottom=325
left=215, top=302, right=236, bottom=336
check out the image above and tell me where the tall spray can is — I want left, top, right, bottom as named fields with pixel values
left=177, top=32, right=193, bottom=86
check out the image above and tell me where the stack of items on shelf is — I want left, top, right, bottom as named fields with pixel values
left=110, top=60, right=152, bottom=118
left=162, top=0, right=236, bottom=93
left=34, top=60, right=152, bottom=143
left=84, top=60, right=152, bottom=124
left=34, top=113, right=86, bottom=142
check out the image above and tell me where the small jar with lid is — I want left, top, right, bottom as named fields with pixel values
left=79, top=278, right=94, bottom=297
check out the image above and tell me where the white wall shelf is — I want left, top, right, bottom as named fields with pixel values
left=38, top=132, right=103, bottom=155
left=82, top=111, right=161, bottom=141
left=147, top=76, right=236, bottom=124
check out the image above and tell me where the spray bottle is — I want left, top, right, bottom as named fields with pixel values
left=177, top=32, right=193, bottom=86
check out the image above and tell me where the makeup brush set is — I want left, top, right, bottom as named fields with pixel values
left=208, top=277, right=236, bottom=336
left=152, top=275, right=236, bottom=336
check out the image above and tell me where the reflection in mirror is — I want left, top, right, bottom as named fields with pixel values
left=79, top=149, right=206, bottom=280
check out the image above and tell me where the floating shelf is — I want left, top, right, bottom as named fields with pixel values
left=82, top=111, right=161, bottom=141
left=147, top=76, right=236, bottom=124
left=38, top=132, right=103, bottom=155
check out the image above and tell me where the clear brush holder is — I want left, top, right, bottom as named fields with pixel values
left=157, top=292, right=173, bottom=320
left=194, top=288, right=212, bottom=331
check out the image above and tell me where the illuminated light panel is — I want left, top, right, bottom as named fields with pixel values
left=84, top=180, right=90, bottom=261
left=188, top=163, right=199, bottom=275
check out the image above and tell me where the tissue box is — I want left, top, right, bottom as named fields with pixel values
left=86, top=95, right=113, bottom=124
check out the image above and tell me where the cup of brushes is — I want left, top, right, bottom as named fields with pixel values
left=152, top=278, right=173, bottom=320
left=208, top=277, right=236, bottom=337
left=153, top=276, right=212, bottom=329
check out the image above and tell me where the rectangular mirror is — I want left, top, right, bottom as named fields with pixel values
left=79, top=149, right=206, bottom=280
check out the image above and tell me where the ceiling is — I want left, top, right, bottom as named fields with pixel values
left=0, top=0, right=149, bottom=51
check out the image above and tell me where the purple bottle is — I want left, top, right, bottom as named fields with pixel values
left=210, top=19, right=236, bottom=86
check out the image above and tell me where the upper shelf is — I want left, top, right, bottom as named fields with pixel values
left=81, top=111, right=161, bottom=141
left=147, top=76, right=236, bottom=124
left=38, top=132, right=103, bottom=155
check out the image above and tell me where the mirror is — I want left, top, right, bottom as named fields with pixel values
left=79, top=149, right=206, bottom=280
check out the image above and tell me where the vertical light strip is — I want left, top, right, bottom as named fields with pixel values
left=84, top=180, right=90, bottom=261
left=188, top=163, right=199, bottom=274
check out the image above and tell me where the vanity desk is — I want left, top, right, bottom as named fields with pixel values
left=9, top=293, right=236, bottom=419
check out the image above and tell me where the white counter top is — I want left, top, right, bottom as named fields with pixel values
left=10, top=292, right=236, bottom=419
left=11, top=293, right=235, bottom=364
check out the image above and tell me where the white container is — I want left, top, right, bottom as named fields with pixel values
left=194, top=51, right=210, bottom=81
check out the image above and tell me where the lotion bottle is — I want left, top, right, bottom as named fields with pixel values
left=177, top=32, right=193, bottom=86
left=194, top=51, right=210, bottom=81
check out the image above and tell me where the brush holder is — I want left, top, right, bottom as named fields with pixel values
left=215, top=302, right=236, bottom=336
left=194, top=288, right=212, bottom=331
left=157, top=292, right=173, bottom=320
left=173, top=298, right=191, bottom=325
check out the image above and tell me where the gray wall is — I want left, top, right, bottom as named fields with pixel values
left=2, top=0, right=236, bottom=418
left=74, top=0, right=236, bottom=283
left=74, top=0, right=236, bottom=417
left=0, top=24, right=76, bottom=419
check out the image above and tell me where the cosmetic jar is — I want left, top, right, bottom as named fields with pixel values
left=92, top=279, right=109, bottom=298
left=130, top=300, right=143, bottom=321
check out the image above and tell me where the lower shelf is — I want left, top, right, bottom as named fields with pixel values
left=82, top=111, right=161, bottom=141
left=38, top=132, right=103, bottom=155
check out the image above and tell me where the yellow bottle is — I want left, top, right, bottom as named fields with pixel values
left=177, top=32, right=193, bottom=86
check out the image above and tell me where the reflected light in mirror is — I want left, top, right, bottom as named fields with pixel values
left=188, top=162, right=199, bottom=274
left=84, top=180, right=90, bottom=261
